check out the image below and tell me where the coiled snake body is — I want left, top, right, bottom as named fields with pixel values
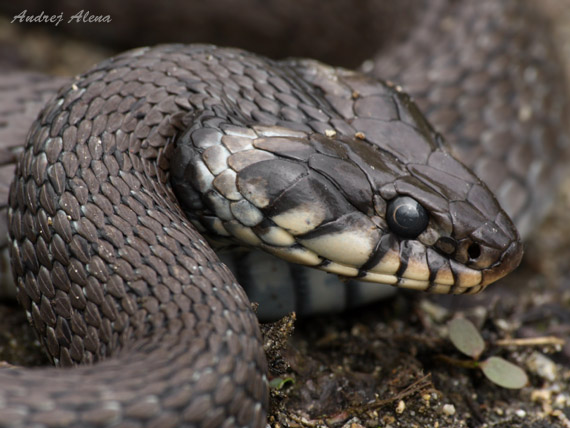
left=0, top=0, right=567, bottom=427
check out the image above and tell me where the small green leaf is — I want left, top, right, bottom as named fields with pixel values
left=448, top=318, right=485, bottom=359
left=480, top=356, right=528, bottom=389
left=269, top=377, right=295, bottom=390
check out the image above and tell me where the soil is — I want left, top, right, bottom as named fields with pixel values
left=0, top=3, right=569, bottom=427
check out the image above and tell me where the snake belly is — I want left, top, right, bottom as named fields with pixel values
left=0, top=1, right=567, bottom=427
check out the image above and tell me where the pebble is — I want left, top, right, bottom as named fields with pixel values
left=442, top=404, right=456, bottom=416
left=526, top=351, right=557, bottom=381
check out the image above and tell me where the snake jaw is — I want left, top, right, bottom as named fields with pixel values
left=287, top=193, right=524, bottom=294
left=257, top=214, right=522, bottom=295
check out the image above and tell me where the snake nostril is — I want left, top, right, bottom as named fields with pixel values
left=467, top=243, right=481, bottom=261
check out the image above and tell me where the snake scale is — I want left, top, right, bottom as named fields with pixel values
left=0, top=0, right=567, bottom=427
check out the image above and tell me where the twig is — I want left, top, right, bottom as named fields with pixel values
left=354, top=373, right=434, bottom=412
left=494, top=336, right=565, bottom=347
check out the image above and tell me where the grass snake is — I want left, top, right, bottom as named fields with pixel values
left=0, top=0, right=567, bottom=427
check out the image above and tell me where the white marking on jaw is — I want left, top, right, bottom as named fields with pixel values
left=398, top=277, right=430, bottom=290
left=299, top=228, right=378, bottom=267
left=350, top=272, right=430, bottom=290
left=224, top=221, right=262, bottom=246
left=320, top=261, right=359, bottom=277
left=339, top=259, right=482, bottom=294
left=370, top=248, right=400, bottom=275
left=450, top=260, right=482, bottom=287
left=360, top=271, right=398, bottom=285
left=402, top=241, right=430, bottom=281
left=364, top=242, right=479, bottom=290
left=271, top=204, right=326, bottom=235
left=434, top=268, right=454, bottom=286
left=257, top=226, right=295, bottom=247
left=428, top=283, right=452, bottom=293
left=262, top=244, right=322, bottom=266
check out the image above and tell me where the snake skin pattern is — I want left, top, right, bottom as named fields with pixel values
left=0, top=0, right=567, bottom=427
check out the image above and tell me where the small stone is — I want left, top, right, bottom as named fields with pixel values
left=442, top=404, right=456, bottom=416
left=530, top=389, right=551, bottom=403
left=495, top=318, right=511, bottom=331
left=554, top=393, right=570, bottom=407
left=395, top=400, right=406, bottom=414
left=515, top=409, right=526, bottom=418
left=526, top=351, right=557, bottom=381
left=419, top=300, right=449, bottom=323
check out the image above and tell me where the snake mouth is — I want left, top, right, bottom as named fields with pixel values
left=479, top=239, right=524, bottom=288
left=258, top=227, right=523, bottom=295
left=196, top=205, right=522, bottom=295
left=262, top=243, right=484, bottom=294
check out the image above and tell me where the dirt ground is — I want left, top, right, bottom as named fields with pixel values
left=0, top=3, right=569, bottom=427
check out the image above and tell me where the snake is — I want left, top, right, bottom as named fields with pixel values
left=0, top=0, right=567, bottom=427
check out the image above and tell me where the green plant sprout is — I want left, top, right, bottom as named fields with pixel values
left=444, top=318, right=528, bottom=389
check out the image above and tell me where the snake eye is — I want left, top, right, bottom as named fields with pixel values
left=386, top=196, right=429, bottom=239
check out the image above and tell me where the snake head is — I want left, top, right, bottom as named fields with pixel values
left=172, top=121, right=522, bottom=295
left=170, top=60, right=523, bottom=295
left=236, top=132, right=523, bottom=294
